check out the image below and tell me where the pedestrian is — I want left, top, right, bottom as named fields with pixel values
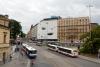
left=77, top=45, right=80, bottom=50
left=98, top=49, right=100, bottom=59
left=15, top=47, right=17, bottom=52
left=10, top=54, right=12, bottom=61
left=20, top=49, right=23, bottom=56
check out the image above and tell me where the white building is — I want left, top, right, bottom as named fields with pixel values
left=37, top=17, right=59, bottom=42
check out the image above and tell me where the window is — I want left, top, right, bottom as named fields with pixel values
left=48, top=45, right=56, bottom=49
left=42, top=27, right=46, bottom=30
left=73, top=50, right=78, bottom=52
left=80, top=19, right=82, bottom=22
left=85, top=19, right=87, bottom=22
left=29, top=50, right=37, bottom=54
left=41, top=36, right=43, bottom=38
left=3, top=32, right=7, bottom=43
left=47, top=33, right=53, bottom=35
left=58, top=47, right=71, bottom=53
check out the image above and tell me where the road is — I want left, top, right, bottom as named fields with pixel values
left=1, top=43, right=100, bottom=67
left=29, top=43, right=100, bottom=67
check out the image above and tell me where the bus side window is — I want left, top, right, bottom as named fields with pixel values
left=73, top=50, right=78, bottom=52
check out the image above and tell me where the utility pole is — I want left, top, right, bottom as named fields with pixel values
left=88, top=0, right=93, bottom=39
left=88, top=0, right=94, bottom=54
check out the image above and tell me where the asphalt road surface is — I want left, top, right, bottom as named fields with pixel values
left=28, top=43, right=100, bottom=67
left=1, top=43, right=100, bottom=67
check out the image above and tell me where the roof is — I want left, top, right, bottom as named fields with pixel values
left=26, top=46, right=36, bottom=51
left=41, top=16, right=61, bottom=22
left=22, top=43, right=37, bottom=51
left=0, top=15, right=9, bottom=21
left=48, top=44, right=58, bottom=47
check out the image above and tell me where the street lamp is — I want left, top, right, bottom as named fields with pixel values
left=88, top=0, right=94, bottom=54
left=88, top=0, right=93, bottom=40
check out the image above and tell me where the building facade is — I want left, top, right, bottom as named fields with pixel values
left=58, top=17, right=90, bottom=45
left=26, top=25, right=33, bottom=40
left=0, top=15, right=10, bottom=63
left=37, top=18, right=58, bottom=42
left=31, top=24, right=38, bottom=41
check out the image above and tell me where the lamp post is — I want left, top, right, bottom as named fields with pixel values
left=88, top=0, right=94, bottom=54
left=88, top=0, right=93, bottom=39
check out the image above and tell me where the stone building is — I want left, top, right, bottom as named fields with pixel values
left=0, top=15, right=10, bottom=63
left=58, top=17, right=90, bottom=46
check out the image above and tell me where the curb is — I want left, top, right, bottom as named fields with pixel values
left=79, top=55, right=100, bottom=64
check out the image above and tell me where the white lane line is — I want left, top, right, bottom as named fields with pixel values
left=27, top=59, right=31, bottom=67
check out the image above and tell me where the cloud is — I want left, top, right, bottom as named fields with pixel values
left=0, top=0, right=100, bottom=33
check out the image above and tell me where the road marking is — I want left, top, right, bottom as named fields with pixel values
left=27, top=59, right=30, bottom=67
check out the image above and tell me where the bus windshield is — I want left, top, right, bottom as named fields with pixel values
left=29, top=50, right=37, bottom=54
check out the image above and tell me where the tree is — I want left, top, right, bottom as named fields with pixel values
left=80, top=25, right=100, bottom=54
left=19, top=31, right=26, bottom=38
left=9, top=19, right=22, bottom=39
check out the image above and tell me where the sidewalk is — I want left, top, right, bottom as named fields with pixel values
left=79, top=55, right=100, bottom=64
left=0, top=52, right=28, bottom=67
left=0, top=45, right=16, bottom=65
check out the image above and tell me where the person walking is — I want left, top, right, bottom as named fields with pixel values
left=10, top=54, right=12, bottom=61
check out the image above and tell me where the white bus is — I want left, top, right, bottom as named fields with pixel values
left=57, top=46, right=78, bottom=57
left=47, top=44, right=58, bottom=52
left=22, top=44, right=37, bottom=59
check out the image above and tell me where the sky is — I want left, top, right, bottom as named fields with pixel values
left=0, top=0, right=100, bottom=33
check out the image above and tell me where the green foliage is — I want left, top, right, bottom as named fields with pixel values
left=19, top=31, right=26, bottom=38
left=80, top=25, right=100, bottom=54
left=9, top=19, right=22, bottom=39
left=80, top=32, right=90, bottom=40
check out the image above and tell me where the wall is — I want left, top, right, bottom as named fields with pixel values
left=0, top=19, right=9, bottom=27
left=58, top=17, right=90, bottom=44
left=37, top=20, right=57, bottom=40
left=0, top=16, right=10, bottom=62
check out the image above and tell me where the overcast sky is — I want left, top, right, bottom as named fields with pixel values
left=0, top=0, right=100, bottom=33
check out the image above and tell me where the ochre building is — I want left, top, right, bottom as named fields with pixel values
left=0, top=15, right=10, bottom=62
left=58, top=17, right=90, bottom=44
